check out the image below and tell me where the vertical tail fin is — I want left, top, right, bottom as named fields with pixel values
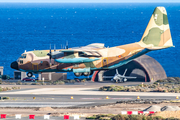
left=140, top=7, right=174, bottom=50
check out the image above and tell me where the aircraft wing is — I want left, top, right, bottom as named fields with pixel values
left=103, top=76, right=114, bottom=78
left=121, top=76, right=137, bottom=79
left=60, top=49, right=102, bottom=57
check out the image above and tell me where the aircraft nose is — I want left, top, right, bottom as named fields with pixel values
left=11, top=61, right=19, bottom=70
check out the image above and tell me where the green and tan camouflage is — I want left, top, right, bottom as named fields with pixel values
left=11, top=7, right=174, bottom=77
left=139, top=7, right=173, bottom=49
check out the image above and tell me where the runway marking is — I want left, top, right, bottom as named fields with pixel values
left=81, top=98, right=132, bottom=100
left=81, top=98, right=102, bottom=100
left=109, top=98, right=132, bottom=99
left=0, top=102, right=95, bottom=108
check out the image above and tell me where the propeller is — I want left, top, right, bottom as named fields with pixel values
left=47, top=44, right=52, bottom=66
left=49, top=44, right=52, bottom=66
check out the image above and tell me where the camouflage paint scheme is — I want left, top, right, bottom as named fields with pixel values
left=12, top=7, right=174, bottom=75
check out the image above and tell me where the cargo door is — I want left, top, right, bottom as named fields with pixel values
left=32, top=63, right=39, bottom=71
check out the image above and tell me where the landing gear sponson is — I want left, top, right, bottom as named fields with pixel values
left=27, top=71, right=93, bottom=78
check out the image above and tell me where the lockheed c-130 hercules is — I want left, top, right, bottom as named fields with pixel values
left=11, top=7, right=174, bottom=77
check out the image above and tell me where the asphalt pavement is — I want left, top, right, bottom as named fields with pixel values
left=0, top=81, right=178, bottom=108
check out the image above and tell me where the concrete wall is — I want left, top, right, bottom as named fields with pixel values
left=0, top=66, right=3, bottom=75
left=39, top=72, right=67, bottom=81
left=14, top=71, right=27, bottom=80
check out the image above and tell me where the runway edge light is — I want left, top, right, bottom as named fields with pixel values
left=137, top=96, right=140, bottom=99
left=106, top=96, right=109, bottom=99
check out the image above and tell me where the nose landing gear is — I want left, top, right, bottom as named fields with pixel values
left=27, top=72, right=33, bottom=77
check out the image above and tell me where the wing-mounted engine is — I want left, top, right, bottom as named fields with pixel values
left=47, top=51, right=64, bottom=61
left=50, top=51, right=64, bottom=59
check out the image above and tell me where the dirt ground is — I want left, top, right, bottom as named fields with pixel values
left=153, top=111, right=180, bottom=119
left=1, top=103, right=180, bottom=118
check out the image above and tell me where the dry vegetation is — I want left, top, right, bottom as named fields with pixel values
left=99, top=77, right=180, bottom=93
left=86, top=114, right=180, bottom=120
left=0, top=86, right=20, bottom=92
left=0, top=78, right=87, bottom=85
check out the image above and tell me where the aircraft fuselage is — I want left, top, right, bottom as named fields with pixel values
left=11, top=42, right=147, bottom=77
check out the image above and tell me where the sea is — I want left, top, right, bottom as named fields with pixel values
left=0, top=3, right=179, bottom=78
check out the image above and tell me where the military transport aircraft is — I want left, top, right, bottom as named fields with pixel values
left=103, top=69, right=137, bottom=83
left=11, top=7, right=174, bottom=77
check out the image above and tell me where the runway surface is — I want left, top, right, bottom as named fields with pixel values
left=0, top=81, right=178, bottom=108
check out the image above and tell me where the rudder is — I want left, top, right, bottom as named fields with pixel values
left=140, top=7, right=174, bottom=49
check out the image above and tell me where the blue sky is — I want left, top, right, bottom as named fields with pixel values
left=0, top=0, right=179, bottom=3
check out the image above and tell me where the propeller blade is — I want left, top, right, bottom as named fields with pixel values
left=49, top=44, right=52, bottom=66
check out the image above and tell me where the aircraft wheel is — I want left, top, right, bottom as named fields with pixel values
left=27, top=72, right=33, bottom=77
left=74, top=72, right=82, bottom=77
left=113, top=79, right=118, bottom=83
left=83, top=72, right=90, bottom=76
left=123, top=78, right=127, bottom=82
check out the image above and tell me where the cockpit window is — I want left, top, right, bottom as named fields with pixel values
left=20, top=54, right=27, bottom=59
left=20, top=60, right=23, bottom=64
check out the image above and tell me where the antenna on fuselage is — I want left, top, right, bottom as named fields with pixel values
left=54, top=44, right=56, bottom=51
left=66, top=41, right=68, bottom=49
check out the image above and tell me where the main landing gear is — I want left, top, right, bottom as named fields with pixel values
left=112, top=78, right=127, bottom=83
left=27, top=72, right=33, bottom=77
left=74, top=71, right=93, bottom=77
